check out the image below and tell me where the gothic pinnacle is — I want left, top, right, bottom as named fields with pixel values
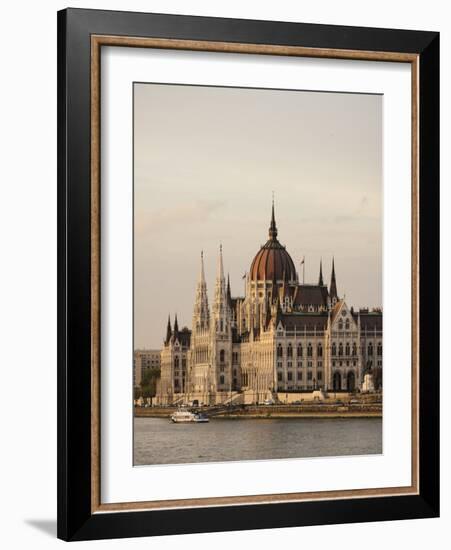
left=319, top=258, right=324, bottom=286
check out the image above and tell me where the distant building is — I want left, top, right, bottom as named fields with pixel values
left=133, top=349, right=161, bottom=388
left=155, top=202, right=382, bottom=405
left=158, top=318, right=191, bottom=399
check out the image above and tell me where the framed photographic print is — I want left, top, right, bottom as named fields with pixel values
left=57, top=8, right=439, bottom=541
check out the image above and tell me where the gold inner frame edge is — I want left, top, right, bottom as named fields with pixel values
left=90, top=35, right=420, bottom=514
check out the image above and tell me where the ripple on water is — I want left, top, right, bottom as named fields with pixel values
left=133, top=417, right=382, bottom=466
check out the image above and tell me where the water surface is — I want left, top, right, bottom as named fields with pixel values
left=134, top=417, right=382, bottom=465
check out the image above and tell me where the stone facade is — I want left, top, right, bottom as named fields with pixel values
left=155, top=204, right=382, bottom=405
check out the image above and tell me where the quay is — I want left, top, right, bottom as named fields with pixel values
left=134, top=402, right=382, bottom=419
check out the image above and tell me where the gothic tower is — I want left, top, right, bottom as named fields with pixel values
left=212, top=245, right=230, bottom=336
left=189, top=251, right=212, bottom=403
left=192, top=251, right=210, bottom=333
left=211, top=245, right=233, bottom=397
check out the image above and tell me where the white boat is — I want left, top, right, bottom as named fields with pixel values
left=171, top=410, right=209, bottom=423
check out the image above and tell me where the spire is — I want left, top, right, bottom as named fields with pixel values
left=192, top=251, right=210, bottom=333
left=165, top=314, right=172, bottom=345
left=200, top=250, right=206, bottom=283
left=213, top=244, right=229, bottom=334
left=269, top=194, right=278, bottom=240
left=173, top=313, right=179, bottom=334
left=226, top=273, right=232, bottom=307
left=330, top=257, right=338, bottom=300
left=218, top=244, right=224, bottom=280
left=318, top=258, right=324, bottom=286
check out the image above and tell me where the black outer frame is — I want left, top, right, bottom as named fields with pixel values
left=57, top=8, right=439, bottom=542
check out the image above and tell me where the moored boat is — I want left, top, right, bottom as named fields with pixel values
left=171, top=410, right=209, bottom=423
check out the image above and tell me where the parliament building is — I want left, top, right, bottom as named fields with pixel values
left=155, top=203, right=382, bottom=405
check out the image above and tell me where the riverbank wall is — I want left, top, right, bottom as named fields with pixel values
left=135, top=404, right=382, bottom=419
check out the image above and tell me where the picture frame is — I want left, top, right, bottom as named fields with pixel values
left=57, top=7, right=439, bottom=541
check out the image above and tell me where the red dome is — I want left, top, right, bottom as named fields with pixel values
left=249, top=203, right=297, bottom=282
left=250, top=240, right=297, bottom=282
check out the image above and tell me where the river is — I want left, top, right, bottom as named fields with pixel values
left=134, top=416, right=382, bottom=465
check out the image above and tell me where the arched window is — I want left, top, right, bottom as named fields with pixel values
left=219, top=349, right=225, bottom=363
left=338, top=320, right=343, bottom=330
left=345, top=342, right=350, bottom=356
left=317, top=343, right=323, bottom=357
left=287, top=343, right=293, bottom=358
left=345, top=319, right=350, bottom=330
left=368, top=343, right=373, bottom=356
left=297, top=344, right=303, bottom=357
left=307, top=343, right=313, bottom=357
left=332, top=343, right=337, bottom=356
left=219, top=375, right=225, bottom=385
left=277, top=345, right=283, bottom=358
left=352, top=343, right=357, bottom=356
left=377, top=343, right=382, bottom=356
left=174, top=356, right=179, bottom=368
left=338, top=343, right=343, bottom=356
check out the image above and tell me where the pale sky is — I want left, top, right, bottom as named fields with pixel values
left=134, top=83, right=382, bottom=349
